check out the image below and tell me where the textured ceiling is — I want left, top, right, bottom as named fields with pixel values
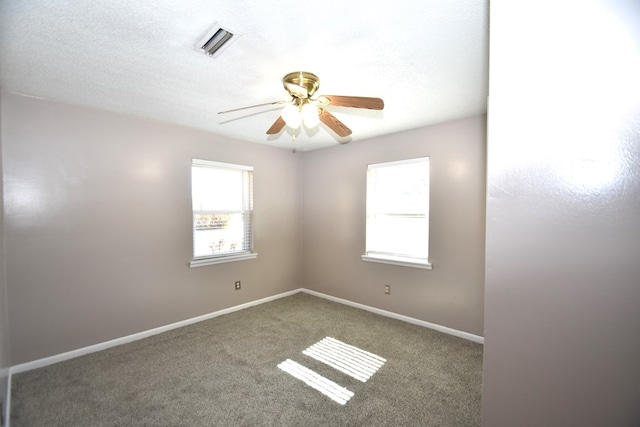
left=0, top=0, right=489, bottom=151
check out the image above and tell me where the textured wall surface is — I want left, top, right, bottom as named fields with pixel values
left=1, top=93, right=487, bottom=367
left=483, top=0, right=640, bottom=425
left=0, top=96, right=10, bottom=426
left=300, top=116, right=487, bottom=336
left=2, top=93, right=302, bottom=364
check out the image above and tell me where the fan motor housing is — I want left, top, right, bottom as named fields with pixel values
left=283, top=71, right=320, bottom=97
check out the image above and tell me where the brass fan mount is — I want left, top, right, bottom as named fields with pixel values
left=283, top=71, right=320, bottom=99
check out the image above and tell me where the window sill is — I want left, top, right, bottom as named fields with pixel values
left=361, top=254, right=432, bottom=270
left=190, top=252, right=258, bottom=268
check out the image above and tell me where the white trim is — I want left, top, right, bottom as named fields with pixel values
left=367, top=156, right=429, bottom=169
left=189, top=252, right=258, bottom=268
left=10, top=289, right=299, bottom=374
left=365, top=157, right=431, bottom=265
left=362, top=254, right=432, bottom=270
left=191, top=158, right=253, bottom=171
left=9, top=287, right=482, bottom=376
left=300, top=288, right=484, bottom=344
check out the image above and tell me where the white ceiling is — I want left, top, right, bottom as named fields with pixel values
left=0, top=0, right=489, bottom=151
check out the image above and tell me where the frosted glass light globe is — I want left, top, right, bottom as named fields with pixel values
left=282, top=104, right=301, bottom=129
left=302, top=103, right=320, bottom=128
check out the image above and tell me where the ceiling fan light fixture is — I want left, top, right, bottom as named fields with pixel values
left=302, top=103, right=320, bottom=128
left=220, top=71, right=384, bottom=140
left=282, top=104, right=302, bottom=129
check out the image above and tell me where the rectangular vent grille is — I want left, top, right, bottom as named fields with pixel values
left=200, top=27, right=234, bottom=56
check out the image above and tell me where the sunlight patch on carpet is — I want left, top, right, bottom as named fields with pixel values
left=302, top=337, right=386, bottom=382
left=277, top=359, right=354, bottom=405
left=277, top=337, right=386, bottom=404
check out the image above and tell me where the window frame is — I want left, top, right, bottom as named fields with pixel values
left=189, top=158, right=257, bottom=268
left=361, top=157, right=432, bottom=270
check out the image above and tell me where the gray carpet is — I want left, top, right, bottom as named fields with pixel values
left=10, top=293, right=483, bottom=426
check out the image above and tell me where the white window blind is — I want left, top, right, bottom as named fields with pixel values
left=191, top=159, right=254, bottom=265
left=363, top=157, right=431, bottom=269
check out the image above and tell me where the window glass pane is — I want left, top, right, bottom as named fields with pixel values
left=367, top=215, right=429, bottom=258
left=371, top=163, right=429, bottom=214
left=193, top=212, right=251, bottom=256
left=192, top=167, right=243, bottom=212
left=191, top=160, right=253, bottom=259
left=366, top=158, right=430, bottom=261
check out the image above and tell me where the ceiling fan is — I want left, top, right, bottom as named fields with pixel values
left=218, top=71, right=384, bottom=140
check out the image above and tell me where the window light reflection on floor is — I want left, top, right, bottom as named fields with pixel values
left=303, top=337, right=386, bottom=382
left=277, top=359, right=354, bottom=405
left=277, top=337, right=386, bottom=404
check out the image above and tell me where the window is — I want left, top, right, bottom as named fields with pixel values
left=362, top=157, right=432, bottom=269
left=190, top=159, right=257, bottom=267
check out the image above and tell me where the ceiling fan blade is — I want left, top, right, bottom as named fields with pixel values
left=319, top=109, right=352, bottom=137
left=266, top=115, right=286, bottom=134
left=218, top=100, right=288, bottom=114
left=319, top=95, right=384, bottom=110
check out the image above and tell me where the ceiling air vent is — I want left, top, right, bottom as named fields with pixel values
left=196, top=23, right=239, bottom=58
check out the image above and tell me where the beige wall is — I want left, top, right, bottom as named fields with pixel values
left=1, top=93, right=302, bottom=364
left=300, top=116, right=486, bottom=336
left=1, top=92, right=486, bottom=366
left=483, top=0, right=640, bottom=425
left=0, top=96, right=10, bottom=424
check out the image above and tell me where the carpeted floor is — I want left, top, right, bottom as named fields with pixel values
left=10, top=293, right=483, bottom=426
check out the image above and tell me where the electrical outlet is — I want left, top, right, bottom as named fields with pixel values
left=384, top=284, right=391, bottom=295
left=235, top=280, right=241, bottom=290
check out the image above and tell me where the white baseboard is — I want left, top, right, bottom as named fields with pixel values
left=10, top=289, right=300, bottom=375
left=300, top=288, right=484, bottom=344
left=9, top=287, right=482, bottom=377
